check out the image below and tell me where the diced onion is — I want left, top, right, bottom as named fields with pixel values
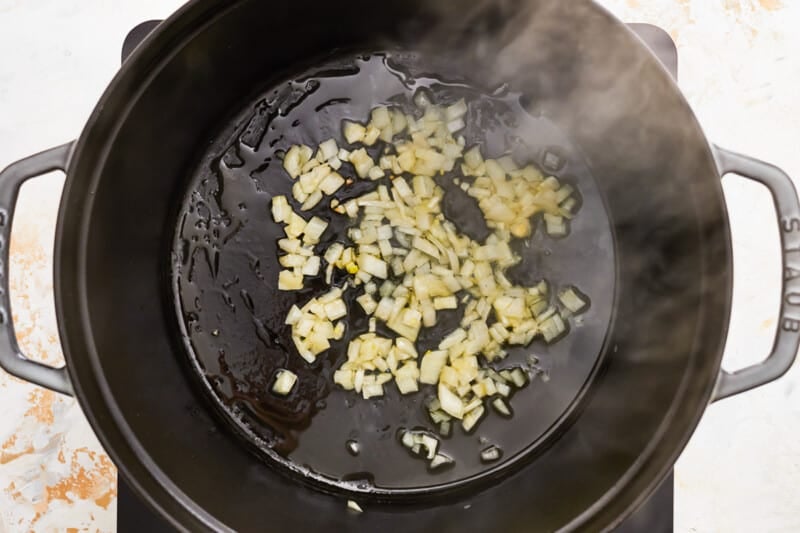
left=445, top=99, right=468, bottom=121
left=358, top=254, right=388, bottom=279
left=319, top=138, right=338, bottom=161
left=429, top=453, right=453, bottom=469
left=447, top=118, right=465, bottom=133
left=543, top=213, right=567, bottom=237
left=278, top=270, right=303, bottom=291
left=303, top=216, right=328, bottom=243
left=363, top=125, right=381, bottom=146
left=272, top=369, right=298, bottom=395
left=324, top=299, right=347, bottom=321
left=438, top=383, right=464, bottom=419
left=301, top=256, right=321, bottom=276
left=271, top=195, right=291, bottom=223
left=284, top=305, right=303, bottom=325
left=492, top=397, right=511, bottom=417
left=558, top=287, right=587, bottom=313
left=509, top=368, right=528, bottom=387
left=480, top=445, right=502, bottom=462
left=343, top=121, right=366, bottom=144
left=540, top=313, right=566, bottom=342
left=420, top=434, right=439, bottom=460
left=495, top=381, right=512, bottom=397
left=461, top=405, right=485, bottom=433
left=300, top=190, right=323, bottom=211
left=420, top=350, right=448, bottom=385
left=347, top=500, right=363, bottom=513
left=356, top=293, right=377, bottom=315
left=368, top=166, right=385, bottom=180
left=271, top=95, right=586, bottom=442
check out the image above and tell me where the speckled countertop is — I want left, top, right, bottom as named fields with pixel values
left=0, top=1, right=797, bottom=531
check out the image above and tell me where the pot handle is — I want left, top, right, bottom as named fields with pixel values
left=0, top=143, right=74, bottom=396
left=712, top=146, right=800, bottom=401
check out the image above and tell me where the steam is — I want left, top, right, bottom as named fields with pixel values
left=391, top=0, right=732, bottom=495
left=177, top=0, right=732, bottom=507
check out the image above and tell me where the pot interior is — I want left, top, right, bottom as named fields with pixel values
left=59, top=0, right=731, bottom=530
left=172, top=50, right=616, bottom=494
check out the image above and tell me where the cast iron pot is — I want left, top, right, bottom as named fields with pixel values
left=0, top=0, right=798, bottom=531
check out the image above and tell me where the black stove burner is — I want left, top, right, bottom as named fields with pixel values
left=116, top=20, right=678, bottom=533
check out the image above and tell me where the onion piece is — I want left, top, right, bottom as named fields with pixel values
left=445, top=99, right=468, bottom=121
left=271, top=195, right=291, bottom=223
left=276, top=98, right=586, bottom=438
left=509, top=368, right=528, bottom=388
left=363, top=125, right=381, bottom=146
left=347, top=500, right=363, bottom=513
left=368, top=166, right=385, bottom=180
left=370, top=106, right=391, bottom=129
left=429, top=453, right=454, bottom=470
left=420, top=434, right=439, bottom=460
left=362, top=382, right=384, bottom=399
left=543, top=213, right=567, bottom=237
left=272, top=369, right=298, bottom=395
left=319, top=172, right=345, bottom=195
left=438, top=383, right=465, bottom=419
left=333, top=369, right=354, bottom=389
left=396, top=376, right=419, bottom=394
left=480, top=445, right=502, bottom=462
left=278, top=270, right=303, bottom=291
left=492, top=397, right=511, bottom=417
left=433, top=296, right=458, bottom=310
left=324, top=299, right=347, bottom=321
left=319, top=138, right=338, bottom=161
left=300, top=190, right=323, bottom=211
left=558, top=287, right=587, bottom=313
left=349, top=148, right=374, bottom=178
left=401, top=431, right=415, bottom=448
left=461, top=405, right=485, bottom=433
left=285, top=305, right=303, bottom=325
left=343, top=121, right=366, bottom=144
left=324, top=243, right=344, bottom=265
left=420, top=350, right=448, bottom=385
left=283, top=145, right=312, bottom=178
left=440, top=328, right=467, bottom=350
left=428, top=409, right=451, bottom=424
left=356, top=294, right=377, bottom=315
left=414, top=90, right=432, bottom=108
left=447, top=118, right=465, bottom=133
left=303, top=216, right=328, bottom=243
left=540, top=313, right=566, bottom=342
left=358, top=254, right=388, bottom=279
left=302, top=256, right=321, bottom=276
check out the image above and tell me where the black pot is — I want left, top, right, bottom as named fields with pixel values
left=1, top=0, right=798, bottom=531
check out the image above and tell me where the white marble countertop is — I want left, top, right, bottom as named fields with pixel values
left=0, top=1, right=797, bottom=531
